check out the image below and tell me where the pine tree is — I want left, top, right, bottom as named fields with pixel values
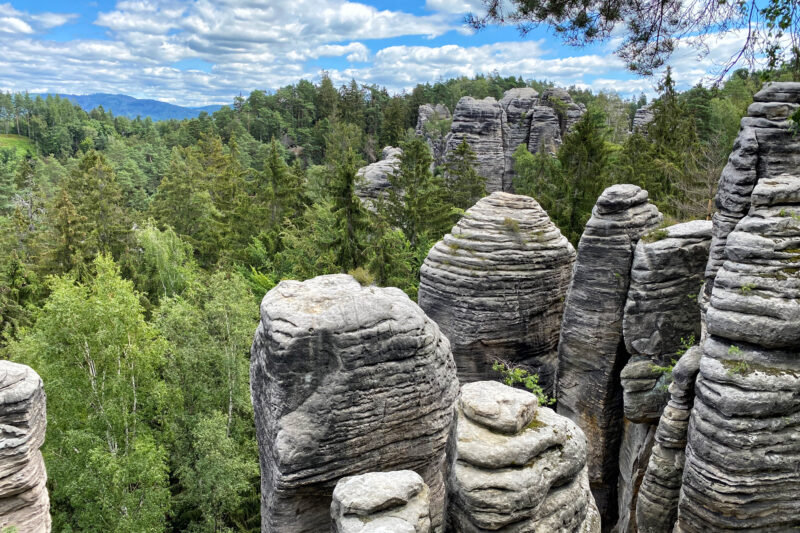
left=443, top=138, right=487, bottom=209
left=329, top=147, right=368, bottom=271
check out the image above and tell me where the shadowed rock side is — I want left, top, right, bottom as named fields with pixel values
left=331, top=470, right=430, bottom=533
left=418, top=192, right=575, bottom=389
left=250, top=274, right=459, bottom=533
left=556, top=184, right=662, bottom=528
left=527, top=106, right=562, bottom=156
left=674, top=173, right=800, bottom=532
left=704, top=82, right=800, bottom=296
left=445, top=97, right=506, bottom=193
left=615, top=220, right=711, bottom=533
left=635, top=346, right=702, bottom=533
left=448, top=381, right=601, bottom=532
left=542, top=87, right=587, bottom=133
left=416, top=103, right=451, bottom=168
left=500, top=88, right=539, bottom=188
left=631, top=106, right=653, bottom=134
left=0, top=361, right=51, bottom=533
left=355, top=146, right=402, bottom=209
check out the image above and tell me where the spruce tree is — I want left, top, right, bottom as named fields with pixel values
left=443, top=138, right=487, bottom=209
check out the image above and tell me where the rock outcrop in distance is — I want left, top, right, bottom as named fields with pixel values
left=443, top=87, right=586, bottom=193
left=448, top=380, right=601, bottom=532
left=331, top=470, right=431, bottom=533
left=674, top=128, right=800, bottom=530
left=355, top=146, right=402, bottom=210
left=556, top=184, right=662, bottom=527
left=0, top=361, right=51, bottom=533
left=615, top=220, right=712, bottom=532
left=416, top=103, right=451, bottom=168
left=250, top=274, right=459, bottom=533
left=418, top=192, right=575, bottom=389
left=631, top=105, right=654, bottom=133
left=703, top=81, right=800, bottom=296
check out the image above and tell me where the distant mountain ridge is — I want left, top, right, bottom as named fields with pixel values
left=35, top=93, right=225, bottom=121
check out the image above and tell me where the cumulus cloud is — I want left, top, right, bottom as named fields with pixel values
left=0, top=3, right=76, bottom=34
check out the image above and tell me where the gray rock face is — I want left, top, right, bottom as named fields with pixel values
left=0, top=361, right=51, bottom=533
left=631, top=106, right=654, bottom=133
left=674, top=169, right=800, bottom=531
left=355, top=146, right=402, bottom=209
left=557, top=184, right=662, bottom=526
left=442, top=88, right=585, bottom=193
left=448, top=381, right=601, bottom=532
left=418, top=192, right=575, bottom=389
left=636, top=346, right=702, bottom=533
left=331, top=471, right=430, bottom=533
left=621, top=220, right=712, bottom=424
left=703, top=81, right=800, bottom=296
left=445, top=96, right=507, bottom=193
left=250, top=274, right=459, bottom=533
left=416, top=104, right=451, bottom=167
left=500, top=88, right=539, bottom=187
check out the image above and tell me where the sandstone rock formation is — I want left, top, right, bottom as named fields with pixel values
left=445, top=96, right=507, bottom=193
left=614, top=220, right=711, bottom=532
left=703, top=81, right=800, bottom=296
left=418, top=192, right=575, bottom=389
left=674, top=168, right=800, bottom=531
left=331, top=470, right=430, bottom=533
left=448, top=380, right=601, bottom=532
left=250, top=274, right=459, bottom=533
left=0, top=361, right=50, bottom=533
left=355, top=146, right=402, bottom=209
left=416, top=103, right=451, bottom=168
left=443, top=88, right=585, bottom=193
left=635, top=346, right=702, bottom=533
left=556, top=184, right=662, bottom=526
left=631, top=106, right=654, bottom=133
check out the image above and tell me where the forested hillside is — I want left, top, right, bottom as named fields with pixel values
left=0, top=68, right=786, bottom=531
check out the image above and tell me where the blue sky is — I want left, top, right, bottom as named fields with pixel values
left=0, top=0, right=750, bottom=106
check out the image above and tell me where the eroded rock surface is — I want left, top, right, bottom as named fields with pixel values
left=704, top=81, right=800, bottom=296
left=448, top=381, right=601, bottom=532
left=445, top=97, right=506, bottom=193
left=557, top=184, right=662, bottom=526
left=0, top=361, right=50, bottom=533
left=418, top=192, right=575, bottom=389
left=331, top=470, right=430, bottom=533
left=636, top=346, right=702, bottom=533
left=631, top=106, right=654, bottom=133
left=355, top=146, right=402, bottom=209
left=674, top=170, right=800, bottom=532
left=416, top=103, right=451, bottom=167
left=500, top=88, right=539, bottom=187
left=251, top=274, right=459, bottom=532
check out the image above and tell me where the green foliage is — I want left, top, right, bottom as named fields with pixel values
left=651, top=335, right=695, bottom=383
left=740, top=282, right=756, bottom=294
left=0, top=134, right=34, bottom=157
left=348, top=266, right=375, bottom=286
left=443, top=138, right=486, bottom=209
left=492, top=361, right=555, bottom=406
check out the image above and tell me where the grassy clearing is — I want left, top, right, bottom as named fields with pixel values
left=0, top=134, right=35, bottom=156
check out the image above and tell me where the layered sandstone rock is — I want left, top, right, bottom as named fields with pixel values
left=0, top=361, right=50, bottom=533
left=636, top=346, right=702, bottom=533
left=445, top=97, right=506, bottom=193
left=331, top=471, right=430, bottom=533
left=500, top=88, right=539, bottom=187
left=674, top=170, right=800, bottom=532
left=448, top=381, right=601, bottom=532
left=614, top=221, right=711, bottom=532
left=557, top=184, right=662, bottom=526
left=631, top=105, right=654, bottom=133
left=250, top=274, right=459, bottom=532
left=418, top=192, right=575, bottom=389
left=704, top=81, right=800, bottom=296
left=527, top=106, right=562, bottom=155
left=416, top=103, right=451, bottom=167
left=355, top=146, right=402, bottom=209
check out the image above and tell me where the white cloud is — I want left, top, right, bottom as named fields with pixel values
left=0, top=3, right=76, bottom=33
left=425, top=0, right=484, bottom=15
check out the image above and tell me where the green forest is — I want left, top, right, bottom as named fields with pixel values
left=0, top=67, right=789, bottom=531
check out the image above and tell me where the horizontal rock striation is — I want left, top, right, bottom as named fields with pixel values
left=0, top=361, right=50, bottom=533
left=704, top=81, right=800, bottom=296
left=250, top=274, right=459, bottom=533
left=331, top=470, right=430, bottom=533
left=636, top=346, right=702, bottom=533
left=418, top=192, right=575, bottom=389
left=675, top=169, right=800, bottom=532
left=355, top=146, right=402, bottom=209
left=500, top=88, right=539, bottom=188
left=631, top=105, right=654, bottom=133
left=448, top=381, right=601, bottom=532
left=416, top=103, right=451, bottom=168
left=557, top=184, right=662, bottom=527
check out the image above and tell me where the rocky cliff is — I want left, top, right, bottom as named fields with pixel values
left=448, top=381, right=601, bottom=532
left=0, top=361, right=51, bottom=533
left=355, top=146, right=402, bottom=209
left=416, top=103, right=451, bottom=168
left=556, top=184, right=662, bottom=527
left=250, top=274, right=458, bottom=532
left=418, top=192, right=575, bottom=389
